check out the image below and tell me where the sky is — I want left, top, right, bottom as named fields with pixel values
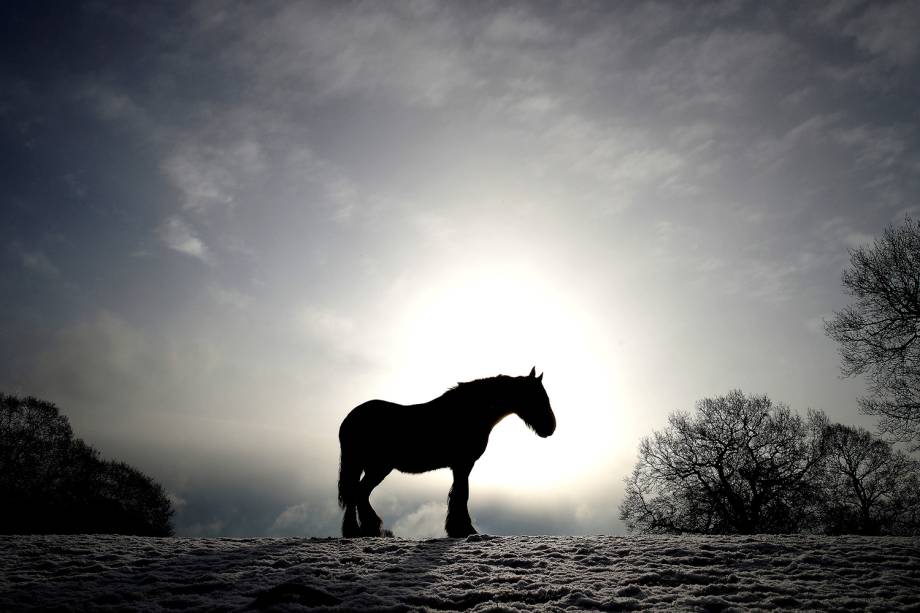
left=2, top=0, right=920, bottom=538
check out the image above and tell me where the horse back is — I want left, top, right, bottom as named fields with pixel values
left=339, top=399, right=393, bottom=436
left=339, top=398, right=483, bottom=473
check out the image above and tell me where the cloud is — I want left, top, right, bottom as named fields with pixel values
left=158, top=216, right=209, bottom=261
left=227, top=2, right=476, bottom=108
left=162, top=140, right=266, bottom=212
left=410, top=212, right=458, bottom=246
left=284, top=147, right=360, bottom=222
left=745, top=113, right=842, bottom=175
left=470, top=495, right=616, bottom=536
left=291, top=305, right=380, bottom=367
left=535, top=113, right=687, bottom=211
left=832, top=124, right=907, bottom=170
left=77, top=83, right=154, bottom=132
left=13, top=245, right=59, bottom=278
left=815, top=217, right=878, bottom=261
left=392, top=502, right=448, bottom=539
left=208, top=284, right=252, bottom=310
left=269, top=499, right=341, bottom=537
left=845, top=1, right=920, bottom=66
left=294, top=306, right=355, bottom=346
left=167, top=491, right=187, bottom=512
left=483, top=6, right=553, bottom=45
left=9, top=311, right=155, bottom=409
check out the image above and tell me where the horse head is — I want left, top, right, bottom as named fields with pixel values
left=517, top=366, right=556, bottom=438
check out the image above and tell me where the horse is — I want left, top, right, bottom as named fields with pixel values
left=337, top=367, right=556, bottom=538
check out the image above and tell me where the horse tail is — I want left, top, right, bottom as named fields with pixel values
left=337, top=417, right=361, bottom=509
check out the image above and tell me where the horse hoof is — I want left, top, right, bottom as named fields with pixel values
left=359, top=522, right=383, bottom=537
left=342, top=522, right=361, bottom=538
left=446, top=525, right=477, bottom=538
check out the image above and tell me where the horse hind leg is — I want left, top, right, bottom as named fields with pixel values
left=342, top=504, right=360, bottom=538
left=338, top=447, right=362, bottom=538
left=357, top=466, right=392, bottom=537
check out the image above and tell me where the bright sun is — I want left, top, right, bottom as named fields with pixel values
left=379, top=252, right=625, bottom=497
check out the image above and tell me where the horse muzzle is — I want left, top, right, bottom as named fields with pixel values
left=537, top=419, right=556, bottom=438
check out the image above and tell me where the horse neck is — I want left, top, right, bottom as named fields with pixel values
left=445, top=379, right=517, bottom=429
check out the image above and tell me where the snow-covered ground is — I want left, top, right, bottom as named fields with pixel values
left=2, top=534, right=918, bottom=611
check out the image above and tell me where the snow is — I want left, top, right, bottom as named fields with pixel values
left=2, top=534, right=919, bottom=611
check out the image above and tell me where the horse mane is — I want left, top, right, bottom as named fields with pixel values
left=441, top=375, right=516, bottom=403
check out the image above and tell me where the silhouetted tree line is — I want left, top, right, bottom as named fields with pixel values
left=0, top=394, right=174, bottom=536
left=620, top=390, right=920, bottom=536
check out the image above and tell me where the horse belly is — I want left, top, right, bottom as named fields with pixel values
left=391, top=442, right=449, bottom=474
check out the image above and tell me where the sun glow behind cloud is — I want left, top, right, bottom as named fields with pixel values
left=376, top=246, right=624, bottom=496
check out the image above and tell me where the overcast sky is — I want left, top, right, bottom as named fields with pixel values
left=2, top=1, right=920, bottom=537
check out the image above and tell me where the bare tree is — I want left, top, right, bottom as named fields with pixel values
left=817, top=423, right=920, bottom=535
left=825, top=217, right=920, bottom=451
left=620, top=390, right=826, bottom=534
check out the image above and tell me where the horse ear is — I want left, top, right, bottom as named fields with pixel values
left=529, top=366, right=536, bottom=378
left=537, top=372, right=543, bottom=382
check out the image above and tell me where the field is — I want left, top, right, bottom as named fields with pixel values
left=2, top=534, right=919, bottom=611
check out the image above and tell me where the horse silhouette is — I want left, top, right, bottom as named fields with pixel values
left=338, top=367, right=556, bottom=538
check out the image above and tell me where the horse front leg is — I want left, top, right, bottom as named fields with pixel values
left=446, top=464, right=477, bottom=538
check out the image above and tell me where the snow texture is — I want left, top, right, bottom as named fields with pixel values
left=2, top=534, right=919, bottom=611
